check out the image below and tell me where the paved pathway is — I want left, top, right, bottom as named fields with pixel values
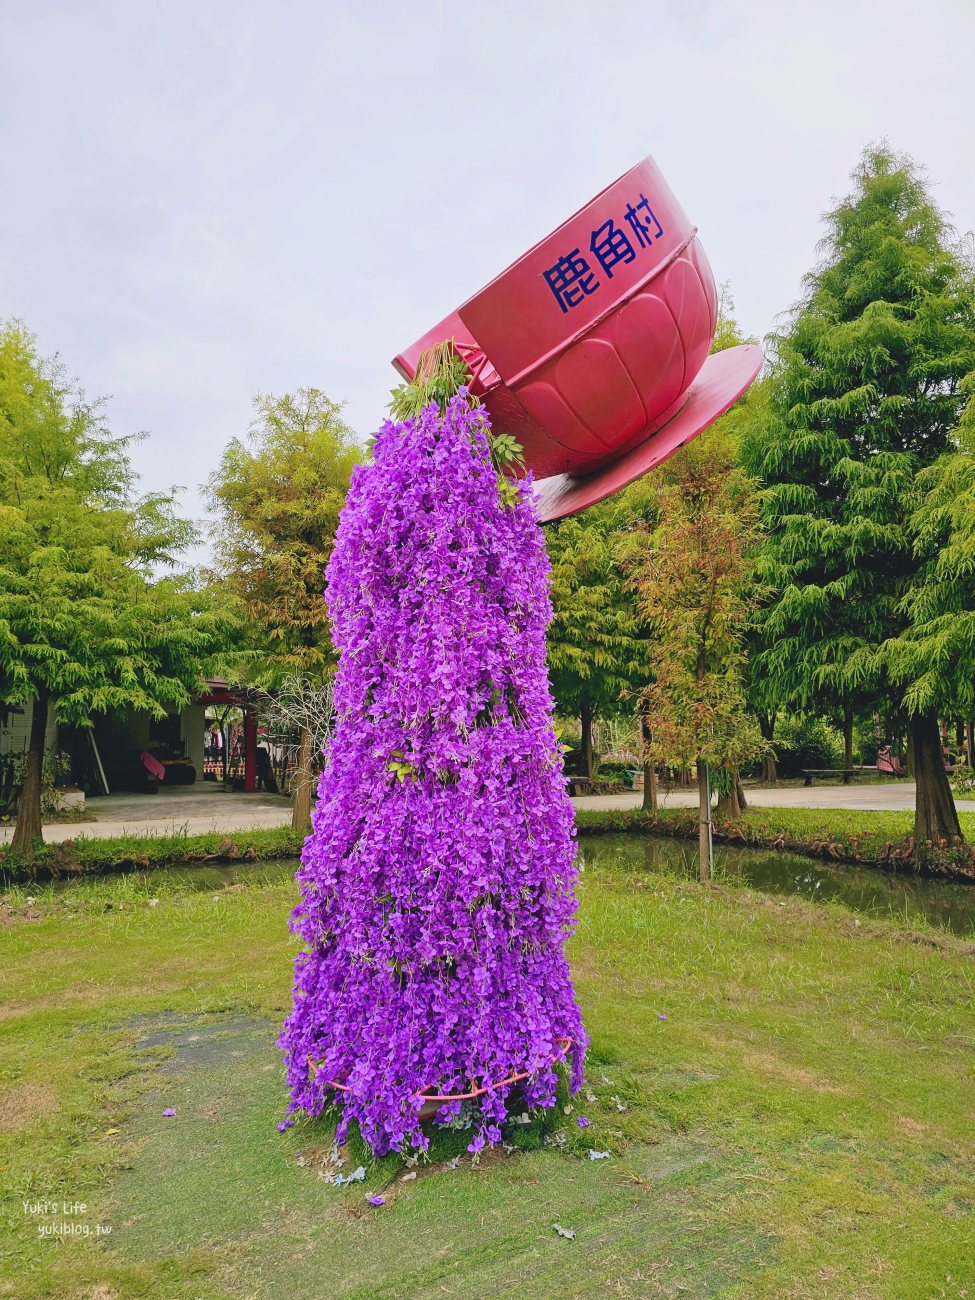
left=0, top=786, right=294, bottom=844
left=572, top=781, right=975, bottom=814
left=4, top=780, right=973, bottom=845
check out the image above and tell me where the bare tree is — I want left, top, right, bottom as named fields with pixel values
left=252, top=674, right=335, bottom=825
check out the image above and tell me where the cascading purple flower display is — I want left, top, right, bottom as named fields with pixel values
left=279, top=391, right=586, bottom=1156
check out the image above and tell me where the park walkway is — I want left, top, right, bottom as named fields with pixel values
left=3, top=779, right=974, bottom=844
left=571, top=782, right=975, bottom=813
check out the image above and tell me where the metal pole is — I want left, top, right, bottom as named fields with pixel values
left=698, top=759, right=713, bottom=884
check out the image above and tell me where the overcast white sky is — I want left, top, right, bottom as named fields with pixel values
left=2, top=0, right=974, bottom=554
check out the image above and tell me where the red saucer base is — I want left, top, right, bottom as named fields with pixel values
left=533, top=344, right=763, bottom=523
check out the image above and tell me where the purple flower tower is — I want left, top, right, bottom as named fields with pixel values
left=280, top=392, right=586, bottom=1156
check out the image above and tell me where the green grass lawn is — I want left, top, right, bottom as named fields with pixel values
left=1, top=862, right=974, bottom=1298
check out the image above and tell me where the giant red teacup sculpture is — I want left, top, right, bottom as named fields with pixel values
left=395, top=155, right=762, bottom=520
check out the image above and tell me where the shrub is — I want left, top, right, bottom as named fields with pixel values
left=774, top=716, right=842, bottom=778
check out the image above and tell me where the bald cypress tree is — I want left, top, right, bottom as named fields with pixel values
left=743, top=145, right=975, bottom=847
left=545, top=496, right=645, bottom=776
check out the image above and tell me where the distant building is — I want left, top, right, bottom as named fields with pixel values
left=0, top=679, right=259, bottom=798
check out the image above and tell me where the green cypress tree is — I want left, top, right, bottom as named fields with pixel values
left=627, top=422, right=765, bottom=880
left=883, top=371, right=975, bottom=799
left=545, top=494, right=645, bottom=776
left=742, top=145, right=975, bottom=845
left=204, top=389, right=361, bottom=829
left=0, top=321, right=224, bottom=854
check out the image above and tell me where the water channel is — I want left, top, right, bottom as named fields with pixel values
left=43, top=834, right=973, bottom=936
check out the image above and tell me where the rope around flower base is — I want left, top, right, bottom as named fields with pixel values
left=311, top=1037, right=573, bottom=1104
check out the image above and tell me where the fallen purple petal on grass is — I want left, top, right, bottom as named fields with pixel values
left=277, top=1119, right=295, bottom=1131
left=367, top=1196, right=386, bottom=1207
left=162, top=1108, right=176, bottom=1117
left=658, top=1013, right=668, bottom=1020
left=577, top=1116, right=591, bottom=1128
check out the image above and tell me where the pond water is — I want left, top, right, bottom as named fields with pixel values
left=43, top=835, right=975, bottom=936
left=577, top=834, right=975, bottom=937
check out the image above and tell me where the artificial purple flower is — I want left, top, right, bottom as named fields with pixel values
left=162, top=1108, right=176, bottom=1117
left=367, top=1196, right=386, bottom=1207
left=577, top=1116, right=591, bottom=1128
left=279, top=392, right=587, bottom=1156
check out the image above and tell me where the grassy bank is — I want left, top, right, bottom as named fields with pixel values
left=4, top=805, right=975, bottom=881
left=0, top=825, right=306, bottom=882
left=2, top=861, right=973, bottom=1297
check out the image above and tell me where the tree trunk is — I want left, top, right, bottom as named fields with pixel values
left=758, top=711, right=777, bottom=785
left=580, top=702, right=594, bottom=780
left=639, top=707, right=657, bottom=814
left=715, top=767, right=746, bottom=819
left=911, top=710, right=962, bottom=844
left=843, top=704, right=854, bottom=771
left=12, top=690, right=49, bottom=856
left=967, top=720, right=975, bottom=768
left=642, top=763, right=657, bottom=813
left=291, top=721, right=315, bottom=833
left=697, top=759, right=712, bottom=884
